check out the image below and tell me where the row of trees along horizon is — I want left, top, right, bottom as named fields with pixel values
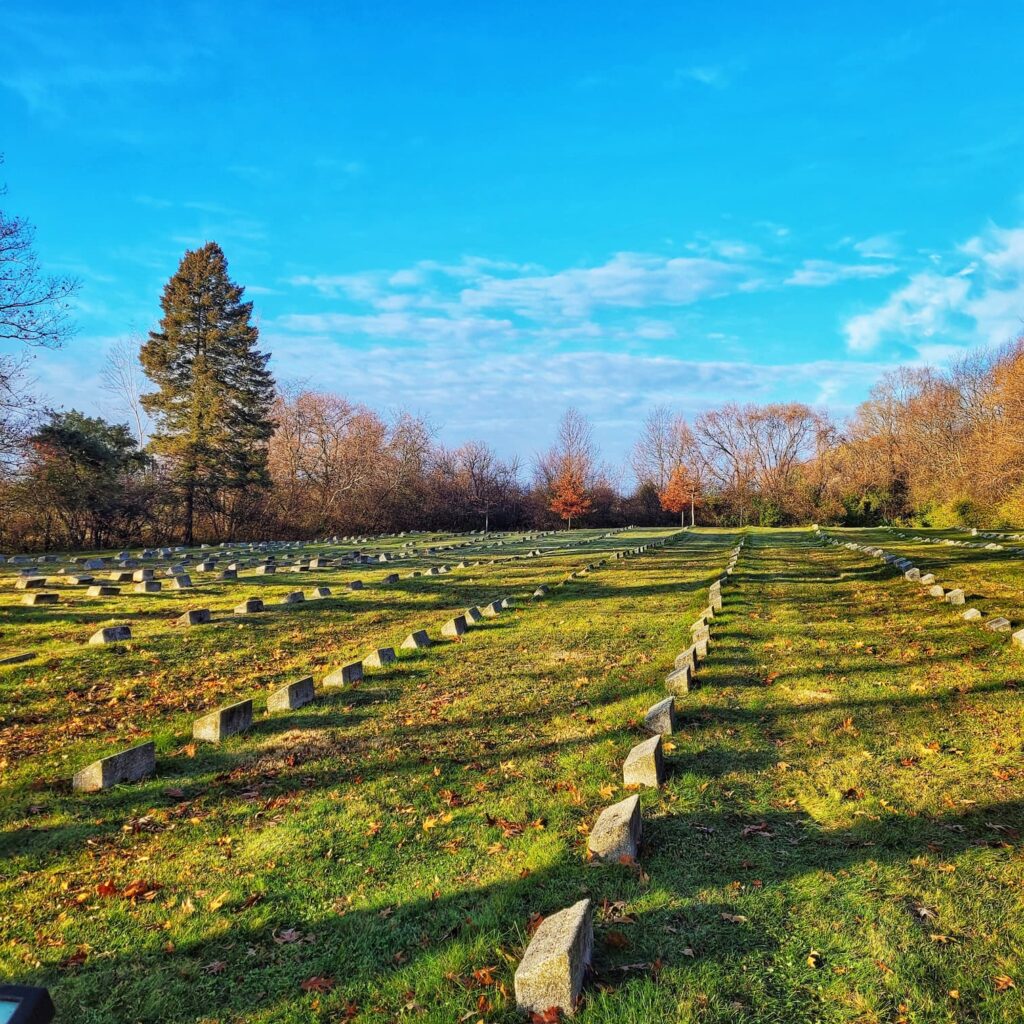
left=5, top=181, right=1024, bottom=549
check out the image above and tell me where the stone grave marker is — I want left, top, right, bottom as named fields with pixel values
left=73, top=741, right=156, bottom=792
left=623, top=735, right=664, bottom=787
left=193, top=700, right=253, bottom=742
left=364, top=647, right=396, bottom=669
left=267, top=676, right=316, bottom=712
left=401, top=630, right=431, bottom=649
left=89, top=625, right=131, bottom=645
left=235, top=597, right=264, bottom=614
left=441, top=615, right=467, bottom=638
left=644, top=696, right=676, bottom=735
left=178, top=608, right=212, bottom=626
left=87, top=585, right=120, bottom=596
left=324, top=661, right=363, bottom=687
left=587, top=794, right=641, bottom=863
left=514, top=899, right=592, bottom=1017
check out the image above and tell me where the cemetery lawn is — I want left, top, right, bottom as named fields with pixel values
left=1, top=528, right=1023, bottom=1023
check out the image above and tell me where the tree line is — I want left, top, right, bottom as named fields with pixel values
left=4, top=186, right=1024, bottom=549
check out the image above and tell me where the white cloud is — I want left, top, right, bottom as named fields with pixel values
left=844, top=223, right=1024, bottom=353
left=786, top=260, right=900, bottom=287
left=852, top=233, right=901, bottom=259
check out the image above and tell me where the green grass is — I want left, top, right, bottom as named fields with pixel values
left=1, top=528, right=1022, bottom=1023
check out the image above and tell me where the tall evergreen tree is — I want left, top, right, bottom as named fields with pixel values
left=140, top=243, right=275, bottom=543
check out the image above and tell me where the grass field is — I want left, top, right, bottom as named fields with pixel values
left=1, top=527, right=1022, bottom=1023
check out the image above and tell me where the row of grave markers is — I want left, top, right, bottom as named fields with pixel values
left=813, top=527, right=1024, bottom=645
left=512, top=534, right=742, bottom=1017
left=69, top=536, right=641, bottom=792
left=4, top=532, right=624, bottom=665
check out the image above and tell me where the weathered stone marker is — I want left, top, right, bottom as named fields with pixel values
left=694, top=636, right=709, bottom=660
left=22, top=592, right=59, bottom=605
left=464, top=606, right=483, bottom=624
left=587, top=794, right=641, bottom=863
left=401, top=630, right=431, bottom=649
left=533, top=585, right=549, bottom=599
left=927, top=584, right=946, bottom=598
left=514, top=898, right=593, bottom=1017
left=89, top=625, right=131, bottom=645
left=178, top=608, right=212, bottom=626
left=235, top=597, right=265, bottom=614
left=441, top=615, right=467, bottom=638
left=267, top=676, right=316, bottom=712
left=481, top=600, right=502, bottom=617
left=674, top=647, right=696, bottom=672
left=323, top=661, right=363, bottom=687
left=134, top=581, right=162, bottom=593
left=623, top=734, right=664, bottom=788
left=87, top=585, right=120, bottom=597
left=73, top=741, right=156, bottom=792
left=193, top=700, right=253, bottom=742
left=364, top=647, right=396, bottom=669
left=962, top=607, right=982, bottom=621
left=986, top=616, right=1012, bottom=632
left=665, top=663, right=692, bottom=694
left=310, top=586, right=332, bottom=599
left=644, top=696, right=676, bottom=734
left=945, top=588, right=965, bottom=606
left=348, top=580, right=364, bottom=591
left=920, top=573, right=936, bottom=585
left=170, top=575, right=193, bottom=589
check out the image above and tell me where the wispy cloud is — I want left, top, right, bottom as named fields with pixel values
left=786, top=259, right=900, bottom=287
left=843, top=224, right=1024, bottom=353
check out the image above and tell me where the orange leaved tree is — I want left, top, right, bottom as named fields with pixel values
left=550, top=463, right=592, bottom=530
left=660, top=464, right=701, bottom=526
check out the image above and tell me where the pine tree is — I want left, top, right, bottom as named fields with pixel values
left=140, top=243, right=275, bottom=543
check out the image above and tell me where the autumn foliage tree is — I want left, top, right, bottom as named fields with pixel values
left=549, top=461, right=592, bottom=529
left=660, top=463, right=701, bottom=526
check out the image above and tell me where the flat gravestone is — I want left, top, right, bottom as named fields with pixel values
left=193, top=700, right=253, bottom=742
left=920, top=573, right=936, bottom=585
left=623, top=735, right=664, bottom=788
left=0, top=652, right=35, bottom=665
left=73, top=741, right=156, bottom=791
left=87, top=585, right=120, bottom=597
left=945, top=588, right=965, bottom=606
left=170, top=575, right=193, bottom=589
left=178, top=608, right=212, bottom=626
left=927, top=584, right=945, bottom=598
left=401, top=630, right=431, bottom=649
left=22, top=592, right=59, bottom=606
left=962, top=607, right=982, bottom=622
left=644, top=696, right=677, bottom=735
left=324, top=661, right=363, bottom=687
left=364, top=647, right=396, bottom=669
left=89, top=625, right=131, bottom=645
left=267, top=676, right=316, bottom=712
left=134, top=581, right=162, bottom=593
left=132, top=569, right=154, bottom=582
left=441, top=615, right=467, bottom=638
left=514, top=898, right=592, bottom=1017
left=235, top=598, right=264, bottom=614
left=986, top=617, right=1012, bottom=632
left=255, top=565, right=276, bottom=575
left=587, top=794, right=641, bottom=863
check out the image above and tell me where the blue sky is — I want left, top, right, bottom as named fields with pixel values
left=4, top=1, right=1024, bottom=466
